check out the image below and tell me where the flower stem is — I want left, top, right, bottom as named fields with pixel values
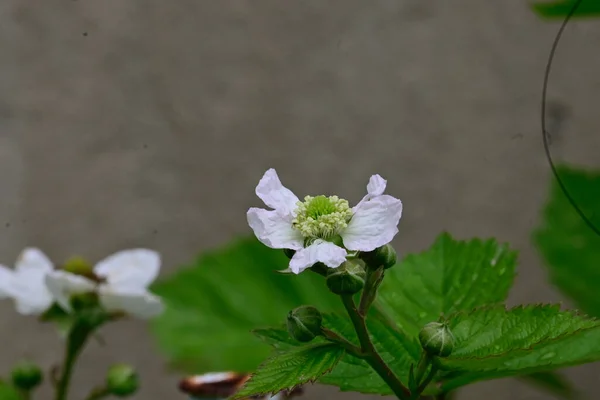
left=321, top=327, right=365, bottom=357
left=358, top=266, right=384, bottom=316
left=54, top=311, right=107, bottom=400
left=18, top=390, right=31, bottom=400
left=417, top=363, right=438, bottom=394
left=341, top=295, right=411, bottom=400
left=54, top=345, right=78, bottom=400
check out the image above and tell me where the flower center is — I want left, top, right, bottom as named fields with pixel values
left=292, top=195, right=353, bottom=239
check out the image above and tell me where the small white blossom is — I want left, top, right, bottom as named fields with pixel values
left=247, top=169, right=402, bottom=274
left=45, top=249, right=164, bottom=319
left=0, top=248, right=54, bottom=315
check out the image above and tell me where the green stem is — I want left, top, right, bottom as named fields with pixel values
left=414, top=352, right=429, bottom=386
left=341, top=295, right=411, bottom=400
left=417, top=363, right=438, bottom=395
left=54, top=312, right=106, bottom=400
left=358, top=266, right=384, bottom=316
left=321, top=327, right=365, bottom=357
left=18, top=390, right=31, bottom=400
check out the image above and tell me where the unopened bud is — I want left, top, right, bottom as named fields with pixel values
left=63, top=256, right=95, bottom=278
left=360, top=244, right=397, bottom=270
left=326, top=261, right=365, bottom=295
left=11, top=361, right=42, bottom=391
left=287, top=306, right=323, bottom=342
left=419, top=322, right=455, bottom=358
left=106, top=364, right=139, bottom=397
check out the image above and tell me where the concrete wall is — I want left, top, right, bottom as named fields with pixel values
left=1, top=1, right=599, bottom=399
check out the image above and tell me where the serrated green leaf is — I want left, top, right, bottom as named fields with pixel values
left=532, top=0, right=600, bottom=19
left=533, top=164, right=600, bottom=317
left=150, top=237, right=341, bottom=373
left=254, top=311, right=421, bottom=396
left=437, top=304, right=600, bottom=391
left=377, top=233, right=518, bottom=337
left=233, top=343, right=345, bottom=399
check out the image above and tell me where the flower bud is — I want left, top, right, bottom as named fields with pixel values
left=419, top=322, right=455, bottom=358
left=106, top=364, right=139, bottom=397
left=326, top=261, right=365, bottom=295
left=360, top=244, right=397, bottom=270
left=287, top=306, right=323, bottom=342
left=63, top=256, right=95, bottom=278
left=11, top=361, right=42, bottom=391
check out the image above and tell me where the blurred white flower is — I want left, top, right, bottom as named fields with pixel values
left=45, top=249, right=164, bottom=319
left=0, top=248, right=54, bottom=315
left=247, top=169, right=402, bottom=274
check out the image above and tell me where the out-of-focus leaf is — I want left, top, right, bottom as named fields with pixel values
left=0, top=381, right=20, bottom=400
left=532, top=0, right=600, bottom=19
left=150, top=237, right=341, bottom=373
left=533, top=164, right=600, bottom=316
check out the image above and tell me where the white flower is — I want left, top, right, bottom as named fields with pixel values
left=0, top=248, right=55, bottom=315
left=45, top=249, right=164, bottom=319
left=247, top=169, right=402, bottom=274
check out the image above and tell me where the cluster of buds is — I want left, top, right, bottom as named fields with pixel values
left=179, top=371, right=304, bottom=399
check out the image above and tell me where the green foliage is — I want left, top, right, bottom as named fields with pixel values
left=150, top=237, right=340, bottom=373
left=151, top=230, right=600, bottom=398
left=255, top=311, right=421, bottom=396
left=377, top=233, right=518, bottom=338
left=233, top=343, right=345, bottom=399
left=533, top=164, right=600, bottom=317
left=532, top=0, right=600, bottom=19
left=437, top=305, right=600, bottom=391
left=0, top=381, right=21, bottom=400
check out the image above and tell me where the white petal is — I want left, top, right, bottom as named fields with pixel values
left=288, top=240, right=347, bottom=274
left=8, top=249, right=55, bottom=315
left=255, top=169, right=299, bottom=215
left=343, top=195, right=403, bottom=252
left=13, top=291, right=54, bottom=315
left=45, top=271, right=96, bottom=312
left=367, top=174, right=387, bottom=196
left=354, top=174, right=388, bottom=211
left=94, top=249, right=160, bottom=290
left=247, top=208, right=303, bottom=250
left=99, top=286, right=164, bottom=319
left=15, top=248, right=53, bottom=274
left=0, top=265, right=16, bottom=299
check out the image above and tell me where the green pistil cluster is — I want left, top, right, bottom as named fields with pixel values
left=292, top=195, right=353, bottom=239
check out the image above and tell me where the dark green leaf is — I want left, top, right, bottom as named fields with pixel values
left=233, top=343, right=344, bottom=399
left=532, top=0, right=600, bottom=19
left=377, top=233, right=518, bottom=337
left=533, top=164, right=600, bottom=317
left=150, top=237, right=341, bottom=373
left=437, top=304, right=600, bottom=391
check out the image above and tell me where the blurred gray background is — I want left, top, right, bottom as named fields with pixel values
left=1, top=1, right=599, bottom=399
